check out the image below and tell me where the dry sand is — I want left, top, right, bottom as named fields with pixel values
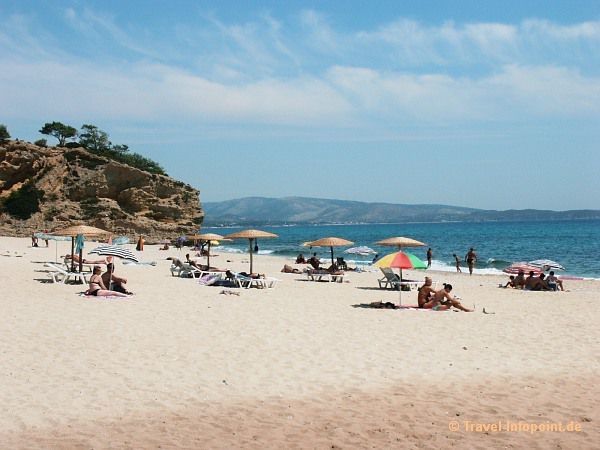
left=1, top=236, right=598, bottom=449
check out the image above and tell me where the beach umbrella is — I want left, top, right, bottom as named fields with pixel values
left=89, top=245, right=140, bottom=263
left=89, top=245, right=139, bottom=290
left=374, top=251, right=427, bottom=305
left=305, top=237, right=354, bottom=266
left=53, top=224, right=110, bottom=273
left=112, top=236, right=130, bottom=246
left=375, top=236, right=426, bottom=249
left=223, top=229, right=278, bottom=273
left=34, top=232, right=72, bottom=262
left=527, top=259, right=565, bottom=271
left=374, top=251, right=427, bottom=273
left=191, top=232, right=226, bottom=269
left=344, top=246, right=377, bottom=256
left=503, top=262, right=543, bottom=275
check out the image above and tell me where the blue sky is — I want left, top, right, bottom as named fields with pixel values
left=1, top=1, right=599, bottom=210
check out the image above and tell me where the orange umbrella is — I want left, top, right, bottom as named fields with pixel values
left=305, top=237, right=354, bottom=265
left=191, top=232, right=227, bottom=268
left=53, top=224, right=110, bottom=273
left=223, top=229, right=278, bottom=273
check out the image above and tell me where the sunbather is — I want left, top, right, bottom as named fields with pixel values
left=546, top=271, right=564, bottom=291
left=418, top=277, right=436, bottom=308
left=424, top=283, right=473, bottom=312
left=166, top=256, right=184, bottom=268
left=85, top=266, right=129, bottom=297
left=65, top=254, right=110, bottom=265
left=281, top=264, right=302, bottom=274
left=101, top=263, right=133, bottom=295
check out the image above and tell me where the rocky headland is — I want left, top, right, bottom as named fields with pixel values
left=0, top=140, right=203, bottom=241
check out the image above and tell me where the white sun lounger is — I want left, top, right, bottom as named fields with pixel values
left=45, top=263, right=88, bottom=284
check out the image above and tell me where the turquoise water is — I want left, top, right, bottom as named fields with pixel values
left=205, top=220, right=600, bottom=279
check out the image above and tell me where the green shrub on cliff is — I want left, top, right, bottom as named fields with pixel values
left=1, top=181, right=45, bottom=219
left=0, top=124, right=10, bottom=143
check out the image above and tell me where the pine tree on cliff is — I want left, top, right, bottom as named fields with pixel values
left=39, top=121, right=77, bottom=147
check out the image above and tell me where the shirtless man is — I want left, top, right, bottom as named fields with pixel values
left=465, top=248, right=477, bottom=275
left=102, top=263, right=133, bottom=295
left=512, top=270, right=526, bottom=289
left=524, top=271, right=551, bottom=291
left=427, top=283, right=473, bottom=312
left=417, top=277, right=436, bottom=308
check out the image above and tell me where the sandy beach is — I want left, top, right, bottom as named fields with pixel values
left=1, top=236, right=598, bottom=449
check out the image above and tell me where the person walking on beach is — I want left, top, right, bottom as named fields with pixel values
left=453, top=254, right=462, bottom=273
left=426, top=248, right=433, bottom=268
left=465, top=247, right=477, bottom=275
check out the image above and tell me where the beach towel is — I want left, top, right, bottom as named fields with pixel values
left=197, top=275, right=221, bottom=286
left=78, top=292, right=132, bottom=300
left=352, top=302, right=429, bottom=310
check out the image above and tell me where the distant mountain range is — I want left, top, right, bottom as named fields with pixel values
left=202, top=196, right=600, bottom=226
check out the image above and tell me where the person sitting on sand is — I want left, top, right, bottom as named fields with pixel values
left=101, top=263, right=133, bottom=295
left=296, top=253, right=307, bottom=264
left=418, top=277, right=436, bottom=308
left=85, top=266, right=129, bottom=297
left=281, top=264, right=302, bottom=274
left=503, top=275, right=516, bottom=288
left=159, top=243, right=169, bottom=250
left=524, top=271, right=551, bottom=291
left=546, top=271, right=564, bottom=291
left=423, top=283, right=473, bottom=312
left=511, top=270, right=526, bottom=289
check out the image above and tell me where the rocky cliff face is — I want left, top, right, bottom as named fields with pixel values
left=0, top=140, right=204, bottom=241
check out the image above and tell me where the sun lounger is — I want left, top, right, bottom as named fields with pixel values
left=171, top=263, right=202, bottom=278
left=45, top=263, right=88, bottom=284
left=377, top=268, right=422, bottom=290
left=306, top=270, right=346, bottom=283
left=231, top=273, right=278, bottom=289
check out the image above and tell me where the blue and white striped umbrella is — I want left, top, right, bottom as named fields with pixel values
left=89, top=245, right=139, bottom=263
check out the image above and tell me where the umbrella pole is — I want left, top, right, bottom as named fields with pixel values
left=398, top=265, right=403, bottom=306
left=249, top=238, right=254, bottom=274
left=78, top=247, right=83, bottom=274
left=207, top=242, right=211, bottom=269
left=70, top=237, right=75, bottom=272
left=330, top=246, right=334, bottom=266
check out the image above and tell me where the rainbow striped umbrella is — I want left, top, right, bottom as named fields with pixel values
left=374, top=251, right=427, bottom=271
left=373, top=251, right=427, bottom=305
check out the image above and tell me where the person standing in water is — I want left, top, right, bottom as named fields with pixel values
left=465, top=248, right=477, bottom=275
left=453, top=254, right=462, bottom=273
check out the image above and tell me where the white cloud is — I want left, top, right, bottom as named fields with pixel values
left=1, top=8, right=600, bottom=131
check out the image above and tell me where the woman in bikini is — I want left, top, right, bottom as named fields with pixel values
left=86, top=266, right=129, bottom=297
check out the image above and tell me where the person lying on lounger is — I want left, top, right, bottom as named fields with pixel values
left=85, top=266, right=129, bottom=297
left=65, top=254, right=110, bottom=265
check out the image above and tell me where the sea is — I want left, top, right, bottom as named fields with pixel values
left=203, top=220, right=600, bottom=279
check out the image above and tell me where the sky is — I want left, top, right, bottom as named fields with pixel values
left=1, top=1, right=599, bottom=211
